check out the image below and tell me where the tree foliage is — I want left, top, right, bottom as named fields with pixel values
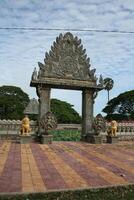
left=51, top=99, right=81, bottom=123
left=102, top=90, right=134, bottom=121
left=0, top=86, right=81, bottom=123
left=103, top=78, right=114, bottom=91
left=103, top=78, right=114, bottom=102
left=0, top=85, right=30, bottom=119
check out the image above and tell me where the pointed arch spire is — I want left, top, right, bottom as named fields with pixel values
left=38, top=32, right=97, bottom=81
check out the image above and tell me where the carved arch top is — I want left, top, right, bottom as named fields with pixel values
left=37, top=32, right=97, bottom=81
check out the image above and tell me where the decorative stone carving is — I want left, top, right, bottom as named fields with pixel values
left=97, top=74, right=104, bottom=87
left=37, top=32, right=97, bottom=81
left=93, top=114, right=106, bottom=135
left=36, top=85, right=42, bottom=98
left=93, top=90, right=98, bottom=103
left=31, top=67, right=38, bottom=81
left=39, top=111, right=57, bottom=135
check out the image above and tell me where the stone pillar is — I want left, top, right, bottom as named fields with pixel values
left=82, top=89, right=94, bottom=138
left=36, top=86, right=51, bottom=136
left=36, top=86, right=51, bottom=119
left=39, top=87, right=51, bottom=117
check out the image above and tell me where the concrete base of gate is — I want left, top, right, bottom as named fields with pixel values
left=41, top=135, right=53, bottom=144
left=82, top=134, right=102, bottom=144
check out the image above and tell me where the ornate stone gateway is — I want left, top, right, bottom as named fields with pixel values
left=30, top=32, right=103, bottom=142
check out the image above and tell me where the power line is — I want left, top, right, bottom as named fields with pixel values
left=0, top=27, right=134, bottom=34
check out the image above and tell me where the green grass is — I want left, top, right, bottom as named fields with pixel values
left=50, top=130, right=81, bottom=141
left=0, top=184, right=134, bottom=200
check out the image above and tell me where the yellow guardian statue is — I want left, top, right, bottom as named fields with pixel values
left=107, top=120, right=118, bottom=136
left=20, top=116, right=31, bottom=135
left=111, top=120, right=118, bottom=136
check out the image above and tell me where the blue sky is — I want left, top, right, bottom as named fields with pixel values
left=0, top=0, right=134, bottom=115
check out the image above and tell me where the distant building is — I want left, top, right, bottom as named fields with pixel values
left=23, top=98, right=39, bottom=115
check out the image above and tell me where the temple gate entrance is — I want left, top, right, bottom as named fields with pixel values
left=30, top=32, right=103, bottom=141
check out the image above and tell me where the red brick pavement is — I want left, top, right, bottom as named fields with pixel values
left=0, top=141, right=133, bottom=193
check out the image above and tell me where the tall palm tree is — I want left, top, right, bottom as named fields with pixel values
left=103, top=78, right=114, bottom=102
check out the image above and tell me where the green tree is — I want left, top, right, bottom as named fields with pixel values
left=103, top=78, right=114, bottom=102
left=102, top=90, right=134, bottom=121
left=51, top=99, right=81, bottom=123
left=0, top=85, right=30, bottom=119
left=0, top=86, right=81, bottom=123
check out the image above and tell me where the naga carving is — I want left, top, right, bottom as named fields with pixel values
left=39, top=111, right=57, bottom=135
left=93, top=114, right=106, bottom=135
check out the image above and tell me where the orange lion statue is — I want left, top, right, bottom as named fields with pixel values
left=107, top=120, right=118, bottom=136
left=20, top=116, right=31, bottom=135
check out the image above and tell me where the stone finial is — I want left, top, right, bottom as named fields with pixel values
left=97, top=74, right=104, bottom=87
left=31, top=67, right=38, bottom=80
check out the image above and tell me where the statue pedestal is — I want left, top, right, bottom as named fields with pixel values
left=86, top=135, right=102, bottom=144
left=41, top=135, right=53, bottom=144
left=106, top=136, right=118, bottom=144
left=20, top=135, right=33, bottom=144
left=20, top=135, right=32, bottom=144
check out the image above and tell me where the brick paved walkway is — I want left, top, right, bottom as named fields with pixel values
left=0, top=141, right=133, bottom=193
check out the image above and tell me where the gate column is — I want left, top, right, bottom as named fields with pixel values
left=36, top=86, right=51, bottom=119
left=82, top=89, right=94, bottom=138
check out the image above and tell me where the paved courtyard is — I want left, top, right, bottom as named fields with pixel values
left=0, top=141, right=134, bottom=193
